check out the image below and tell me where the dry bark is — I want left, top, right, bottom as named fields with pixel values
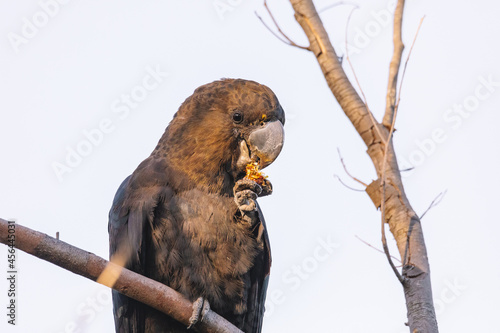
left=287, top=0, right=438, bottom=331
left=0, top=218, right=242, bottom=333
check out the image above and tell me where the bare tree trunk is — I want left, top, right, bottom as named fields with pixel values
left=287, top=0, right=438, bottom=331
left=0, top=218, right=242, bottom=333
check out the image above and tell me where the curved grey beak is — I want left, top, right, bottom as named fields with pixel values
left=247, top=120, right=285, bottom=169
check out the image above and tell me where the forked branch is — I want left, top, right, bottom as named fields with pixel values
left=255, top=0, right=310, bottom=50
left=284, top=0, right=439, bottom=331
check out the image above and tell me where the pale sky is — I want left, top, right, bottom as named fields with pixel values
left=1, top=1, right=499, bottom=332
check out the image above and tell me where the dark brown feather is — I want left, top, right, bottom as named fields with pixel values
left=109, top=79, right=283, bottom=332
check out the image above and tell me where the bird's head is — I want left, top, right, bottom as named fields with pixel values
left=156, top=79, right=285, bottom=194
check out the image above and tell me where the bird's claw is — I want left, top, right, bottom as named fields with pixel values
left=258, top=178, right=273, bottom=197
left=235, top=189, right=258, bottom=212
left=234, top=178, right=263, bottom=195
left=234, top=179, right=264, bottom=226
left=234, top=179, right=262, bottom=213
left=187, top=297, right=210, bottom=330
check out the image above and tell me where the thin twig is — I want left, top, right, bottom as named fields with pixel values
left=344, top=6, right=386, bottom=146
left=337, top=148, right=368, bottom=187
left=420, top=190, right=447, bottom=220
left=263, top=0, right=306, bottom=47
left=334, top=174, right=365, bottom=192
left=355, top=235, right=401, bottom=263
left=255, top=1, right=310, bottom=50
left=394, top=16, right=425, bottom=114
left=318, top=1, right=358, bottom=13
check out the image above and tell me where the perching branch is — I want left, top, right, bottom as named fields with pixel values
left=0, top=218, right=242, bottom=333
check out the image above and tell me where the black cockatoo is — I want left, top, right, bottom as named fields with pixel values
left=108, top=79, right=285, bottom=332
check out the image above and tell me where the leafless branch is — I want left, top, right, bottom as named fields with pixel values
left=318, top=1, right=358, bottom=13
left=394, top=16, right=425, bottom=114
left=420, top=190, right=447, bottom=220
left=255, top=0, right=310, bottom=50
left=344, top=7, right=368, bottom=107
left=379, top=0, right=407, bottom=286
left=379, top=97, right=405, bottom=283
left=355, top=235, right=401, bottom=263
left=337, top=148, right=368, bottom=187
left=379, top=20, right=426, bottom=272
left=380, top=194, right=405, bottom=283
left=0, top=218, right=242, bottom=333
left=288, top=0, right=438, bottom=330
left=334, top=174, right=365, bottom=192
left=382, top=0, right=405, bottom=129
left=379, top=4, right=426, bottom=289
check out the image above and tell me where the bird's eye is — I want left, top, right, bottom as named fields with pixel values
left=232, top=112, right=243, bottom=124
